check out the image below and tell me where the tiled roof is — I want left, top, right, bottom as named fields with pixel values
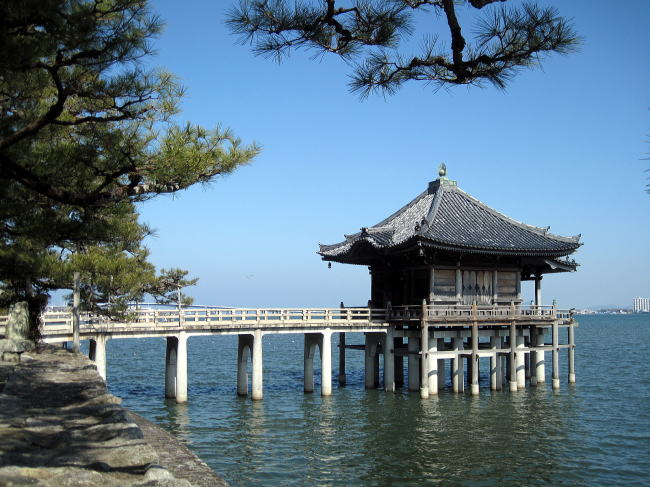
left=319, top=178, right=581, bottom=259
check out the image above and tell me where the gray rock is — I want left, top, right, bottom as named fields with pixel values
left=5, top=302, right=30, bottom=341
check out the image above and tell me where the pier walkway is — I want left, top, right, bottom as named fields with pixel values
left=0, top=304, right=576, bottom=402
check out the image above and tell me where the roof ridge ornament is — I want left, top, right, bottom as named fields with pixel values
left=438, top=162, right=447, bottom=179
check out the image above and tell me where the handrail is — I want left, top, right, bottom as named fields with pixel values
left=0, top=304, right=573, bottom=339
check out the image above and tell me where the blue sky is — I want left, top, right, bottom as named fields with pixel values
left=104, top=0, right=649, bottom=310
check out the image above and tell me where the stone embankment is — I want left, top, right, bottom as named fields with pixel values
left=0, top=345, right=227, bottom=487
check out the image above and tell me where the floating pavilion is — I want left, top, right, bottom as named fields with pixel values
left=0, top=166, right=581, bottom=401
left=320, top=164, right=581, bottom=396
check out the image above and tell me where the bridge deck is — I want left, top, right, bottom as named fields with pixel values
left=0, top=304, right=573, bottom=341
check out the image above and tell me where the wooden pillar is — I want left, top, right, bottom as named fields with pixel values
left=237, top=334, right=253, bottom=396
left=384, top=327, right=395, bottom=392
left=338, top=332, right=346, bottom=386
left=471, top=322, right=479, bottom=395
left=568, top=322, right=576, bottom=383
left=492, top=270, right=498, bottom=304
left=455, top=267, right=462, bottom=303
left=534, top=274, right=542, bottom=309
left=509, top=321, right=517, bottom=392
left=428, top=267, right=436, bottom=303
left=552, top=320, right=560, bottom=390
left=251, top=329, right=264, bottom=400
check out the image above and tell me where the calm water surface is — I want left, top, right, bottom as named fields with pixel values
left=103, top=315, right=650, bottom=486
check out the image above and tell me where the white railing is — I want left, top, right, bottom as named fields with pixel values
left=0, top=304, right=573, bottom=337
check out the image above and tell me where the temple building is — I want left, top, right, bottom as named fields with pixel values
left=319, top=165, right=581, bottom=395
left=320, top=164, right=580, bottom=308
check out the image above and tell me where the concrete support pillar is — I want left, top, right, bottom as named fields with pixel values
left=437, top=339, right=446, bottom=390
left=364, top=333, right=377, bottom=389
left=165, top=337, right=177, bottom=399
left=427, top=336, right=438, bottom=395
left=175, top=332, right=188, bottom=403
left=394, top=337, right=404, bottom=387
left=89, top=335, right=109, bottom=381
left=408, top=337, right=420, bottom=392
left=471, top=323, right=479, bottom=395
left=509, top=322, right=517, bottom=392
left=304, top=333, right=317, bottom=393
left=516, top=334, right=526, bottom=389
left=321, top=330, right=332, bottom=396
left=384, top=327, right=395, bottom=393
left=452, top=336, right=464, bottom=393
left=490, top=335, right=499, bottom=391
left=535, top=329, right=546, bottom=383
left=529, top=327, right=537, bottom=386
left=568, top=323, right=576, bottom=383
left=252, top=329, right=264, bottom=400
left=420, top=321, right=429, bottom=399
left=338, top=332, right=346, bottom=386
left=237, top=334, right=253, bottom=396
left=552, top=321, right=560, bottom=390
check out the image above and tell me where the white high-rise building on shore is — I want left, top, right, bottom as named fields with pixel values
left=633, top=297, right=650, bottom=313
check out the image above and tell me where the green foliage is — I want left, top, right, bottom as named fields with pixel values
left=228, top=0, right=580, bottom=97
left=0, top=0, right=259, bottom=326
left=149, top=268, right=200, bottom=308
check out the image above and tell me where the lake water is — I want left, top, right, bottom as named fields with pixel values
left=102, top=315, right=650, bottom=487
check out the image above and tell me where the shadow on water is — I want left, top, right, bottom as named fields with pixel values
left=102, top=317, right=650, bottom=487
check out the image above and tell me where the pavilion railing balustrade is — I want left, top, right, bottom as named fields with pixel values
left=0, top=304, right=572, bottom=338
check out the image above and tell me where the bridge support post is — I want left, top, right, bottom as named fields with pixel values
left=437, top=339, right=446, bottom=390
left=535, top=328, right=546, bottom=384
left=364, top=333, right=378, bottom=389
left=568, top=322, right=576, bottom=384
left=427, top=335, right=438, bottom=395
left=252, top=329, right=264, bottom=400
left=509, top=322, right=518, bottom=392
left=490, top=335, right=499, bottom=391
left=165, top=336, right=178, bottom=399
left=383, top=327, right=395, bottom=393
left=552, top=320, right=560, bottom=390
left=408, top=337, right=420, bottom=392
left=89, top=335, right=109, bottom=381
left=452, top=336, right=463, bottom=393
left=238, top=334, right=254, bottom=396
left=471, top=323, right=479, bottom=396
left=176, top=332, right=188, bottom=403
left=304, top=334, right=317, bottom=393
left=516, top=333, right=526, bottom=389
left=394, top=337, right=404, bottom=387
left=338, top=332, right=346, bottom=386
left=529, top=327, right=537, bottom=386
left=321, top=329, right=332, bottom=396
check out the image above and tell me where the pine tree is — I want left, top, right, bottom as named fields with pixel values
left=0, top=0, right=259, bottom=336
left=228, top=0, right=579, bottom=97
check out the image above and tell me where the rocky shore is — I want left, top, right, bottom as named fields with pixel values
left=0, top=345, right=227, bottom=487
